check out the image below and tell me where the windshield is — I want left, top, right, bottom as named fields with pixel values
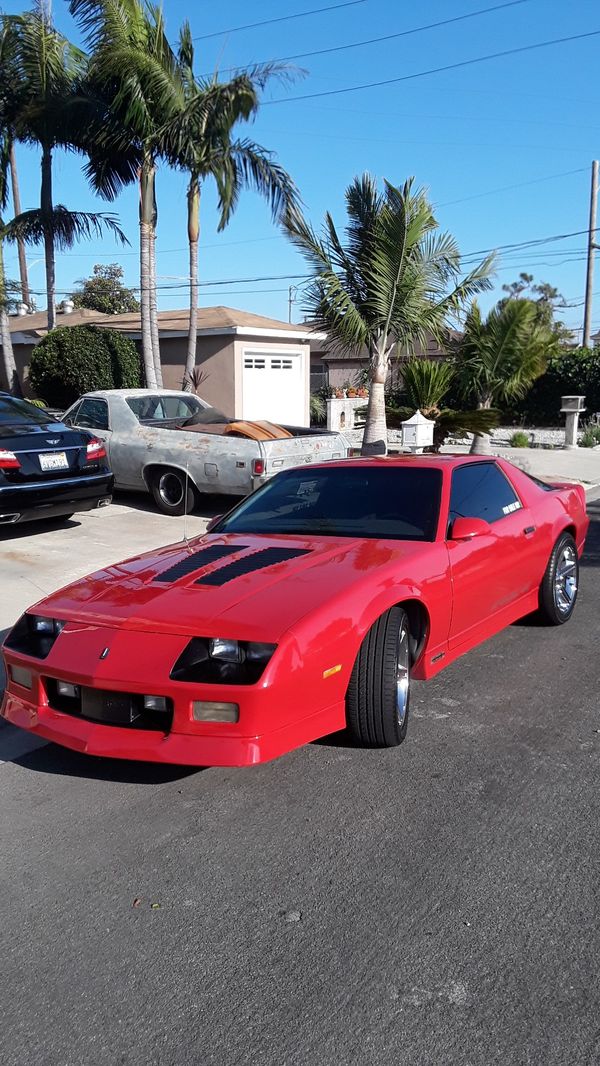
left=126, top=394, right=208, bottom=423
left=0, top=396, right=57, bottom=426
left=215, top=465, right=442, bottom=541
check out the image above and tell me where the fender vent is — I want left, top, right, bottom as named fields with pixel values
left=154, top=544, right=246, bottom=583
left=195, top=547, right=311, bottom=586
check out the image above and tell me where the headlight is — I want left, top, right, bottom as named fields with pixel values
left=4, top=614, right=65, bottom=660
left=209, top=638, right=242, bottom=663
left=171, top=637, right=277, bottom=685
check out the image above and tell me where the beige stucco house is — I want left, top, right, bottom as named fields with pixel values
left=5, top=305, right=324, bottom=425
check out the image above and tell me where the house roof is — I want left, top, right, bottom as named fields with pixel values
left=9, top=305, right=324, bottom=341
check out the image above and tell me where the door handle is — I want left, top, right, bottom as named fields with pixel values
left=523, top=525, right=536, bottom=535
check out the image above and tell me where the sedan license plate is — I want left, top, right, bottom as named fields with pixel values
left=39, top=451, right=69, bottom=472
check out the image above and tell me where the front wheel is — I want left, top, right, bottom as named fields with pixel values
left=539, top=532, right=579, bottom=625
left=150, top=468, right=197, bottom=517
left=346, top=606, right=411, bottom=748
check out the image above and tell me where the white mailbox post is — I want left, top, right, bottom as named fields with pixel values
left=401, top=409, right=435, bottom=453
left=561, top=395, right=586, bottom=449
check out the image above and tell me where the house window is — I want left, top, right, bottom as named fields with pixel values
left=310, top=364, right=329, bottom=391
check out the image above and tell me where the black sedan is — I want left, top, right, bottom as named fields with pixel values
left=0, top=393, right=113, bottom=526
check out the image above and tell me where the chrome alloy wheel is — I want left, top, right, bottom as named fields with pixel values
left=554, top=542, right=578, bottom=616
left=396, top=621, right=410, bottom=727
left=158, top=471, right=184, bottom=509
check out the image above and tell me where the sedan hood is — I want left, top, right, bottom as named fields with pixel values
left=30, top=532, right=431, bottom=641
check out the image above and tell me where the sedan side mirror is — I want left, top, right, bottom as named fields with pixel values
left=205, top=514, right=223, bottom=533
left=450, top=516, right=492, bottom=541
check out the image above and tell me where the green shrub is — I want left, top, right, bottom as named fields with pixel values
left=579, top=423, right=600, bottom=448
left=310, top=393, right=326, bottom=425
left=29, top=325, right=141, bottom=407
left=514, top=347, right=600, bottom=425
left=509, top=430, right=530, bottom=448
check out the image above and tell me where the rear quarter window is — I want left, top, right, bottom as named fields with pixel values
left=449, top=463, right=522, bottom=526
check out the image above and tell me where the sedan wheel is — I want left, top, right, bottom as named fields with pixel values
left=346, top=605, right=411, bottom=747
left=539, top=532, right=579, bottom=625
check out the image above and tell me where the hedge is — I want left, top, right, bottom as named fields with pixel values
left=29, top=324, right=141, bottom=408
left=513, top=347, right=600, bottom=425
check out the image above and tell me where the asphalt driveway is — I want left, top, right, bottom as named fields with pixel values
left=0, top=497, right=599, bottom=1066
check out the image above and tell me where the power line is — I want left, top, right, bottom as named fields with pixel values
left=437, top=168, right=589, bottom=207
left=265, top=28, right=600, bottom=105
left=202, top=1, right=530, bottom=74
left=193, top=0, right=367, bottom=41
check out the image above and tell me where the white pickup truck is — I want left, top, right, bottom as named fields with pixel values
left=63, top=389, right=350, bottom=515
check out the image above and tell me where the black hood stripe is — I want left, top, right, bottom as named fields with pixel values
left=154, top=544, right=247, bottom=583
left=195, top=547, right=311, bottom=586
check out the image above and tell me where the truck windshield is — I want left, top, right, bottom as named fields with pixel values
left=127, top=394, right=215, bottom=423
left=215, top=465, right=442, bottom=541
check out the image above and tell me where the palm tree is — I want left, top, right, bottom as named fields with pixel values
left=285, top=174, right=494, bottom=455
left=454, top=298, right=559, bottom=453
left=0, top=21, right=20, bottom=393
left=70, top=0, right=187, bottom=389
left=385, top=357, right=498, bottom=451
left=5, top=5, right=128, bottom=331
left=167, top=27, right=300, bottom=383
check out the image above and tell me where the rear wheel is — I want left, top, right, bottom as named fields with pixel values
left=346, top=605, right=411, bottom=748
left=539, top=532, right=579, bottom=625
left=150, top=468, right=197, bottom=517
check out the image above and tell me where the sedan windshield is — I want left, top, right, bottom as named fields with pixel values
left=0, top=396, right=57, bottom=426
left=216, top=466, right=442, bottom=541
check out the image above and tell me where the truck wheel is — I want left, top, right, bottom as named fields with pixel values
left=539, top=532, right=579, bottom=624
left=346, top=605, right=411, bottom=748
left=150, top=468, right=197, bottom=517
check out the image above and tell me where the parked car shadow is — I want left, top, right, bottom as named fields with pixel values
left=5, top=736, right=202, bottom=784
left=113, top=489, right=243, bottom=521
left=580, top=499, right=600, bottom=568
left=0, top=515, right=82, bottom=541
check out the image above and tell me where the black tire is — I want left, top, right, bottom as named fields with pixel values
left=539, top=531, right=579, bottom=625
left=150, top=468, right=197, bottom=517
left=346, top=605, right=411, bottom=748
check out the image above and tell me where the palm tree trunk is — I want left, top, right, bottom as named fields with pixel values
left=41, top=146, right=56, bottom=330
left=184, top=178, right=200, bottom=390
left=148, top=230, right=162, bottom=387
left=470, top=396, right=493, bottom=455
left=361, top=349, right=389, bottom=455
left=139, top=163, right=157, bottom=389
left=0, top=237, right=19, bottom=395
left=9, top=145, right=30, bottom=309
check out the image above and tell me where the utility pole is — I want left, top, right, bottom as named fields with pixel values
left=583, top=159, right=598, bottom=349
left=288, top=284, right=297, bottom=323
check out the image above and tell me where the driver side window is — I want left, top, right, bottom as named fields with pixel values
left=449, top=463, right=521, bottom=528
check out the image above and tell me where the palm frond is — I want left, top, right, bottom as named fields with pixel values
left=5, top=206, right=129, bottom=249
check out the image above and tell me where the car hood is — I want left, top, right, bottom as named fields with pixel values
left=29, top=532, right=431, bottom=641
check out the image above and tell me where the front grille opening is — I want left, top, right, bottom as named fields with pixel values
left=45, top=679, right=174, bottom=732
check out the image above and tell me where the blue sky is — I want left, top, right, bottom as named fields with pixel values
left=5, top=0, right=600, bottom=336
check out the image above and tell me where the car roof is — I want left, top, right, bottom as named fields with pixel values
left=78, top=389, right=192, bottom=399
left=305, top=454, right=506, bottom=473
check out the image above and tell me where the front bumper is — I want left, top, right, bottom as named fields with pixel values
left=1, top=687, right=341, bottom=767
left=0, top=623, right=346, bottom=766
left=0, top=471, right=114, bottom=524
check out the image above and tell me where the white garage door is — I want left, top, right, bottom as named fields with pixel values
left=242, top=351, right=305, bottom=425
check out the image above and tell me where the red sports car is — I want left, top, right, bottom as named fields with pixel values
left=1, top=455, right=589, bottom=766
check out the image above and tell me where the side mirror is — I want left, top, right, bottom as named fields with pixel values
left=450, top=516, right=492, bottom=541
left=205, top=514, right=223, bottom=533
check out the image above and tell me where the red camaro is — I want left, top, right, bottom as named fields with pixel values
left=1, top=455, right=589, bottom=766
